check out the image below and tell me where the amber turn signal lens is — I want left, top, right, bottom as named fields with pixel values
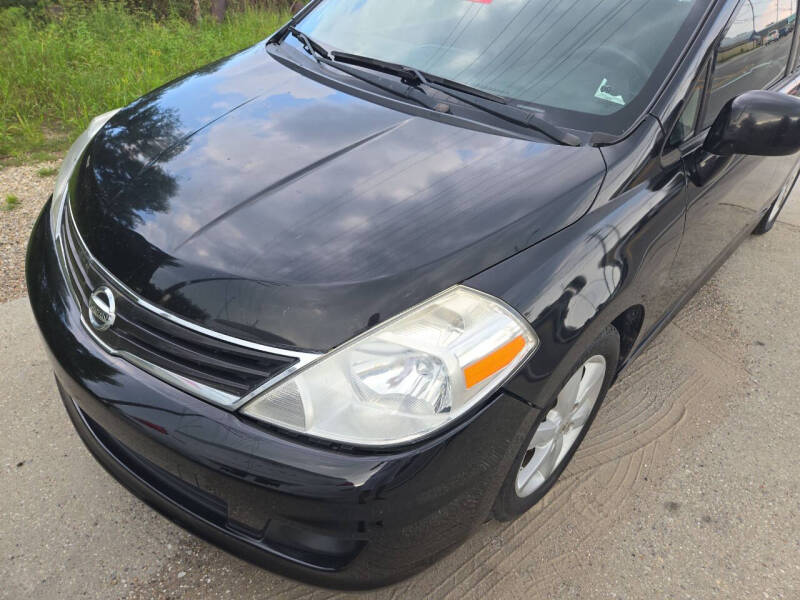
left=463, top=335, right=526, bottom=389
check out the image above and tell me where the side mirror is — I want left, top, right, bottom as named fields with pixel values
left=704, top=90, right=800, bottom=157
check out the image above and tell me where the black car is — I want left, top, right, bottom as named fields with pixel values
left=26, top=0, right=800, bottom=589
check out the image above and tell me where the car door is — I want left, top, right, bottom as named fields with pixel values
left=671, top=0, right=800, bottom=289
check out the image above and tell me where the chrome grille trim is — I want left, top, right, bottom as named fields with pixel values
left=83, top=314, right=242, bottom=406
left=55, top=197, right=322, bottom=410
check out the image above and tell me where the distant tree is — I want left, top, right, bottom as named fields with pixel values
left=211, top=0, right=226, bottom=22
left=0, top=0, right=39, bottom=7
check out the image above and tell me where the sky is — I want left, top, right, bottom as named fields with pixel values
left=730, top=0, right=797, bottom=37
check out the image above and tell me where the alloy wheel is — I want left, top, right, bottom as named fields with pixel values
left=515, top=355, right=607, bottom=498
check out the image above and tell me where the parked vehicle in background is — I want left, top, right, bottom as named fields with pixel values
left=26, top=0, right=800, bottom=589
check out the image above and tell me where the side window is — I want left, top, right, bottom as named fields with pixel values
left=703, top=0, right=797, bottom=128
left=669, top=65, right=708, bottom=147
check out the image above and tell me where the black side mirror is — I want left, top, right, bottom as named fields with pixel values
left=704, top=90, right=800, bottom=157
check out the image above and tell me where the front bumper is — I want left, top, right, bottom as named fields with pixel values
left=26, top=203, right=540, bottom=589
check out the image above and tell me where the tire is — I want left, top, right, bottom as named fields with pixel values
left=754, top=172, right=796, bottom=235
left=493, top=325, right=620, bottom=521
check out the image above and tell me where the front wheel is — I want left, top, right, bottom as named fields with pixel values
left=754, top=172, right=796, bottom=235
left=493, top=326, right=620, bottom=521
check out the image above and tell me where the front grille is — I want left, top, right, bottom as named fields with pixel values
left=59, top=202, right=305, bottom=405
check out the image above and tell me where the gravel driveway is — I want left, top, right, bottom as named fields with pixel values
left=0, top=162, right=58, bottom=302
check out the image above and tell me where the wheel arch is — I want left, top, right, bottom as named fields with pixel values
left=610, top=304, right=645, bottom=371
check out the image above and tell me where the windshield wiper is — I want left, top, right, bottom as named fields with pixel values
left=331, top=52, right=581, bottom=147
left=287, top=27, right=331, bottom=62
left=281, top=32, right=580, bottom=146
left=284, top=29, right=447, bottom=113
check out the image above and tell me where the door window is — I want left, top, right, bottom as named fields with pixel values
left=669, top=65, right=708, bottom=147
left=703, top=0, right=796, bottom=128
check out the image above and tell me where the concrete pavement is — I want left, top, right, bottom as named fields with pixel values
left=2, top=197, right=799, bottom=599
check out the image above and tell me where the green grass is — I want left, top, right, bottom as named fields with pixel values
left=2, top=194, right=20, bottom=210
left=37, top=166, right=58, bottom=177
left=0, top=2, right=289, bottom=162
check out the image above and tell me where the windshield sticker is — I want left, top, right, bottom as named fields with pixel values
left=594, top=78, right=626, bottom=106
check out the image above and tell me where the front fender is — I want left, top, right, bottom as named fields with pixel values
left=468, top=153, right=686, bottom=409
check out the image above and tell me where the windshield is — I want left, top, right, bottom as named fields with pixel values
left=298, top=0, right=707, bottom=135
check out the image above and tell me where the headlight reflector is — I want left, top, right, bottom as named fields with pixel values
left=50, top=108, right=120, bottom=240
left=242, top=286, right=537, bottom=446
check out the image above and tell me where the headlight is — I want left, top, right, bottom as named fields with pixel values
left=50, top=108, right=121, bottom=240
left=242, top=286, right=538, bottom=447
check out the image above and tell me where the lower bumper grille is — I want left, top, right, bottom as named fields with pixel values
left=67, top=390, right=363, bottom=571
left=80, top=406, right=230, bottom=527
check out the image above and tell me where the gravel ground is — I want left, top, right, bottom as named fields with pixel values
left=0, top=162, right=58, bottom=303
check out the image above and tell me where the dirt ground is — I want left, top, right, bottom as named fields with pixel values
left=1, top=173, right=799, bottom=599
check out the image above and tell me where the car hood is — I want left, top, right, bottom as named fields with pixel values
left=71, top=42, right=606, bottom=351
